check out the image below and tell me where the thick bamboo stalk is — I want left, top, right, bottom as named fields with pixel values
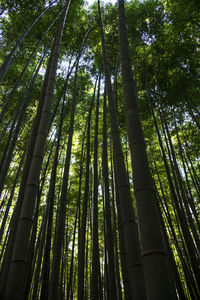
left=98, top=1, right=147, bottom=299
left=3, top=4, right=69, bottom=299
left=118, top=1, right=176, bottom=298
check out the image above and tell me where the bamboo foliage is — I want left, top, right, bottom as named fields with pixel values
left=0, top=0, right=199, bottom=299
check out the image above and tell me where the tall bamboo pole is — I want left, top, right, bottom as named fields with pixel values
left=118, top=1, right=176, bottom=299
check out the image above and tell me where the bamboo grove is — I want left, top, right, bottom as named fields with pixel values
left=0, top=0, right=199, bottom=299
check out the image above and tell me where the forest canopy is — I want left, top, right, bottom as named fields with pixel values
left=0, top=0, right=199, bottom=299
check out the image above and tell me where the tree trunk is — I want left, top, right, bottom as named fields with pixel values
left=3, top=4, right=69, bottom=299
left=78, top=78, right=97, bottom=300
left=102, top=87, right=118, bottom=300
left=48, top=56, right=78, bottom=300
left=91, top=74, right=101, bottom=300
left=98, top=1, right=147, bottom=299
left=0, top=54, right=44, bottom=197
left=118, top=14, right=175, bottom=295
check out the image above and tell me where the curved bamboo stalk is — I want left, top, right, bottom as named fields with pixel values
left=3, top=4, right=69, bottom=299
left=0, top=0, right=56, bottom=82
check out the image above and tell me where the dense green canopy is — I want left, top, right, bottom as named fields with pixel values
left=0, top=0, right=199, bottom=299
